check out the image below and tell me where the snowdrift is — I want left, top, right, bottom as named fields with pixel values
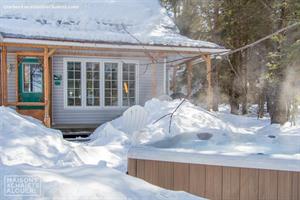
left=89, top=98, right=300, bottom=162
left=0, top=105, right=203, bottom=200
left=0, top=164, right=202, bottom=200
left=0, top=107, right=82, bottom=167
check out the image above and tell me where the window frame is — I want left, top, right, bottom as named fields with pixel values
left=121, top=62, right=138, bottom=107
left=64, top=59, right=84, bottom=108
left=85, top=61, right=101, bottom=108
left=63, top=58, right=139, bottom=110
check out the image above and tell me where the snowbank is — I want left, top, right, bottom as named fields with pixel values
left=89, top=98, right=300, bottom=169
left=0, top=106, right=203, bottom=200
left=0, top=164, right=202, bottom=200
left=0, top=107, right=82, bottom=167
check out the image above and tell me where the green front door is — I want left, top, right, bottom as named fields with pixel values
left=18, top=58, right=44, bottom=109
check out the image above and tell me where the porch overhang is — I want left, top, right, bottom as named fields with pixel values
left=0, top=36, right=228, bottom=127
left=0, top=36, right=229, bottom=55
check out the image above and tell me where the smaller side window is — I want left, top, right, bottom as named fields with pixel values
left=104, top=62, right=119, bottom=106
left=86, top=62, right=100, bottom=106
left=122, top=63, right=136, bottom=106
left=66, top=61, right=82, bottom=106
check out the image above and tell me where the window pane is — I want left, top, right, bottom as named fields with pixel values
left=86, top=62, right=100, bottom=106
left=68, top=71, right=74, bottom=79
left=67, top=62, right=74, bottom=70
left=75, top=62, right=81, bottom=70
left=87, top=98, right=93, bottom=106
left=75, top=98, right=81, bottom=106
left=93, top=81, right=99, bottom=89
left=68, top=80, right=74, bottom=88
left=94, top=98, right=100, bottom=106
left=87, top=72, right=92, bottom=79
left=67, top=62, right=81, bottom=106
left=68, top=98, right=74, bottom=106
left=122, top=63, right=136, bottom=106
left=23, top=63, right=43, bottom=93
left=105, top=63, right=118, bottom=106
left=75, top=80, right=81, bottom=88
left=94, top=72, right=99, bottom=79
left=68, top=89, right=75, bottom=97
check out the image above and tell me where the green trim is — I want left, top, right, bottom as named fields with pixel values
left=18, top=57, right=44, bottom=110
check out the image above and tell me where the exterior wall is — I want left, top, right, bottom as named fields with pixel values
left=51, top=53, right=165, bottom=125
left=7, top=53, right=17, bottom=103
left=4, top=49, right=166, bottom=125
left=128, top=158, right=300, bottom=200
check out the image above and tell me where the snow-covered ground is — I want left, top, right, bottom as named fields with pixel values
left=0, top=106, right=202, bottom=200
left=1, top=98, right=300, bottom=199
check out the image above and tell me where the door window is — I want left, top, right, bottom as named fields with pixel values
left=23, top=63, right=43, bottom=93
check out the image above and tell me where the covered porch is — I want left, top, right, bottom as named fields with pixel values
left=0, top=40, right=219, bottom=128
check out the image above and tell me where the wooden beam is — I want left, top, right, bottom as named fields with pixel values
left=177, top=54, right=203, bottom=66
left=151, top=63, right=157, bottom=97
left=1, top=46, right=7, bottom=106
left=172, top=65, right=177, bottom=93
left=1, top=42, right=207, bottom=55
left=16, top=51, right=44, bottom=57
left=6, top=102, right=46, bottom=106
left=47, top=48, right=56, bottom=57
left=15, top=56, right=19, bottom=102
left=187, top=61, right=192, bottom=99
left=55, top=51, right=147, bottom=58
left=204, top=54, right=213, bottom=110
left=43, top=48, right=51, bottom=127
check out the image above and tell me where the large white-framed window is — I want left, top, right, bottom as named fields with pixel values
left=64, top=58, right=138, bottom=109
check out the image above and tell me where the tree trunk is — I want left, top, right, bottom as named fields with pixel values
left=212, top=62, right=219, bottom=111
left=257, top=87, right=266, bottom=118
left=270, top=85, right=288, bottom=124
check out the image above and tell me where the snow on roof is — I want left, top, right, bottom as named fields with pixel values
left=0, top=0, right=224, bottom=50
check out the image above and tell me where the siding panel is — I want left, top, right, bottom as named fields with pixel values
left=7, top=53, right=17, bottom=102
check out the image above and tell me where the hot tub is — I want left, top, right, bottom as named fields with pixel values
left=127, top=134, right=300, bottom=200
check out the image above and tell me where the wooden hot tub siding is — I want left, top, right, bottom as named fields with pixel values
left=128, top=158, right=300, bottom=200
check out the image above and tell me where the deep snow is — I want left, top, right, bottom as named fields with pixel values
left=0, top=106, right=203, bottom=200
left=1, top=98, right=300, bottom=199
left=0, top=164, right=201, bottom=200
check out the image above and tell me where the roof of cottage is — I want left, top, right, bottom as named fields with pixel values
left=0, top=0, right=225, bottom=51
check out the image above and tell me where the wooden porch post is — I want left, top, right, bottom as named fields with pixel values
left=204, top=54, right=213, bottom=110
left=1, top=46, right=7, bottom=106
left=187, top=61, right=192, bottom=99
left=43, top=48, right=51, bottom=127
left=172, top=65, right=177, bottom=93
left=151, top=62, right=157, bottom=97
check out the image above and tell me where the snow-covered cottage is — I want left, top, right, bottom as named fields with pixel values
left=0, top=0, right=226, bottom=127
